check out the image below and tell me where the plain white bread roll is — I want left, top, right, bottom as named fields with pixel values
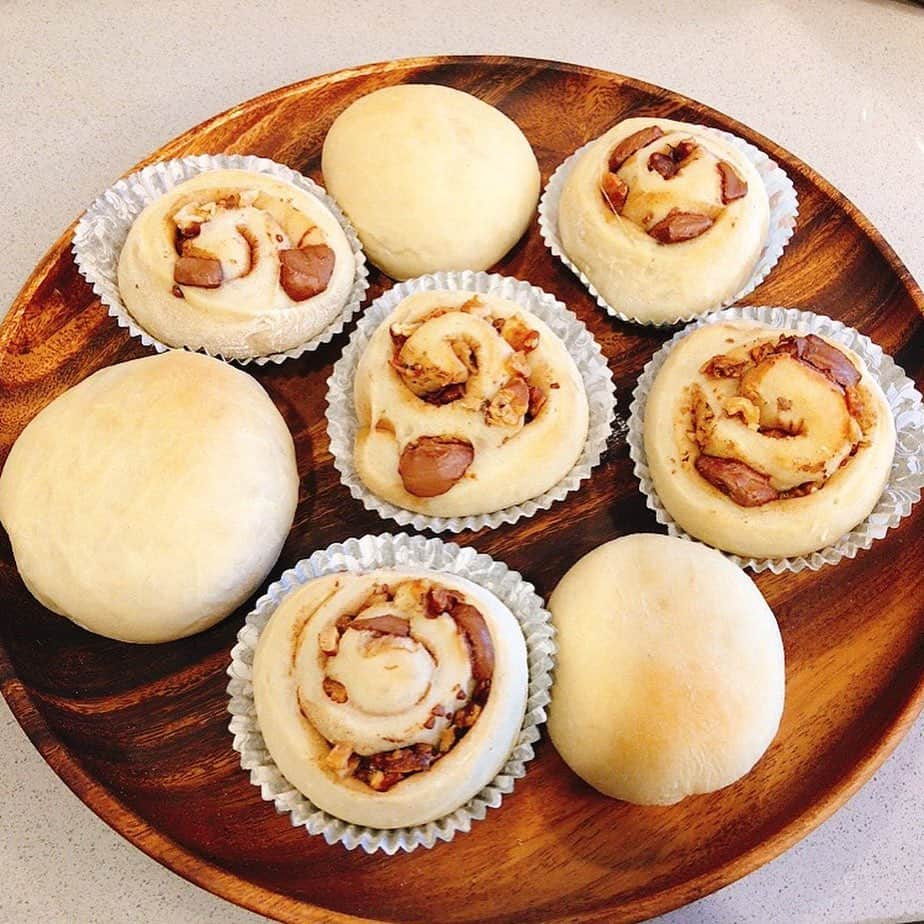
left=321, top=84, right=540, bottom=279
left=548, top=534, right=784, bottom=805
left=0, top=352, right=298, bottom=643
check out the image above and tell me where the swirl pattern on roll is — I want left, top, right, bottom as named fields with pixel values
left=353, top=290, right=589, bottom=517
left=558, top=117, right=770, bottom=322
left=643, top=321, right=896, bottom=559
left=117, top=169, right=355, bottom=358
left=252, top=569, right=528, bottom=829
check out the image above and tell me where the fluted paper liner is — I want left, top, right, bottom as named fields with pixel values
left=226, top=532, right=555, bottom=854
left=326, top=270, right=616, bottom=533
left=72, top=154, right=369, bottom=365
left=628, top=305, right=924, bottom=573
left=538, top=125, right=799, bottom=326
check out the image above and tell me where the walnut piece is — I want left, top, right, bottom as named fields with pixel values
left=499, top=316, right=539, bottom=353
left=724, top=396, right=760, bottom=429
left=485, top=377, right=530, bottom=427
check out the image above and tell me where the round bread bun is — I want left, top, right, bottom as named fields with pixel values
left=0, top=352, right=298, bottom=643
left=253, top=568, right=528, bottom=829
left=548, top=534, right=784, bottom=805
left=321, top=84, right=540, bottom=280
left=117, top=169, right=356, bottom=359
left=643, top=321, right=896, bottom=559
left=558, top=117, right=770, bottom=323
left=352, top=289, right=589, bottom=517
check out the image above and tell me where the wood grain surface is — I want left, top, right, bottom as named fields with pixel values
left=0, top=55, right=922, bottom=924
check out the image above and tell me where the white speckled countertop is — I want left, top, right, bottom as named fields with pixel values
left=1, top=1, right=922, bottom=922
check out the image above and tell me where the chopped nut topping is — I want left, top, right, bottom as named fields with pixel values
left=421, top=382, right=466, bottom=405
left=438, top=727, right=456, bottom=753
left=499, top=316, right=540, bottom=353
left=527, top=384, right=547, bottom=421
left=324, top=743, right=357, bottom=779
left=318, top=624, right=339, bottom=656
left=724, top=396, right=760, bottom=429
left=506, top=350, right=530, bottom=379
left=322, top=677, right=348, bottom=704
left=702, top=354, right=749, bottom=378
left=485, top=377, right=530, bottom=427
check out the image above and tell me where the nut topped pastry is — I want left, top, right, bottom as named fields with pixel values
left=351, top=290, right=590, bottom=517
left=117, top=169, right=356, bottom=359
left=252, top=568, right=528, bottom=829
left=643, top=320, right=896, bottom=559
left=558, top=117, right=770, bottom=323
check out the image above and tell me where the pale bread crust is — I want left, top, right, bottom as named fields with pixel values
left=321, top=84, right=540, bottom=280
left=353, top=290, right=589, bottom=517
left=117, top=169, right=355, bottom=359
left=548, top=534, right=785, bottom=805
left=643, top=321, right=896, bottom=559
left=253, top=568, right=528, bottom=829
left=0, top=352, right=298, bottom=643
left=558, top=117, right=770, bottom=322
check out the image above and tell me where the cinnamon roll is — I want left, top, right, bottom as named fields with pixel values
left=117, top=169, right=355, bottom=359
left=643, top=321, right=896, bottom=558
left=352, top=290, right=589, bottom=517
left=252, top=568, right=528, bottom=829
left=558, top=118, right=770, bottom=322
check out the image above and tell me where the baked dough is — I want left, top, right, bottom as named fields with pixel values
left=558, top=117, right=770, bottom=322
left=117, top=169, right=355, bottom=359
left=253, top=568, right=528, bottom=829
left=0, top=352, right=298, bottom=643
left=643, top=321, right=896, bottom=558
left=321, top=84, right=540, bottom=279
left=352, top=290, right=589, bottom=517
left=548, top=533, right=784, bottom=805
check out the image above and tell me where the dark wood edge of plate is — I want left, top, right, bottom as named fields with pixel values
left=1, top=53, right=922, bottom=924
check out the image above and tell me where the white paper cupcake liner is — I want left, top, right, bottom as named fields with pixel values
left=538, top=125, right=799, bottom=326
left=72, top=154, right=369, bottom=365
left=226, top=532, right=556, bottom=854
left=628, top=305, right=924, bottom=573
left=326, top=270, right=617, bottom=533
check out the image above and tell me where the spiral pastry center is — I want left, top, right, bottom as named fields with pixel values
left=690, top=333, right=873, bottom=506
left=170, top=188, right=335, bottom=301
left=599, top=126, right=749, bottom=244
left=326, top=621, right=435, bottom=716
left=291, top=578, right=495, bottom=791
left=386, top=296, right=549, bottom=497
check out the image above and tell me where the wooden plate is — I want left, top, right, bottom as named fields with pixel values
left=0, top=55, right=921, bottom=924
